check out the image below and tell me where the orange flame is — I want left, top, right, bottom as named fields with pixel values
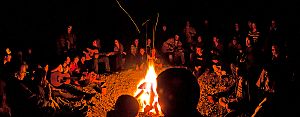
left=134, top=64, right=163, bottom=115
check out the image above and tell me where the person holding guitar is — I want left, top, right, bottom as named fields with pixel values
left=162, top=36, right=176, bottom=65
left=50, top=56, right=72, bottom=87
left=83, top=39, right=112, bottom=74
left=50, top=56, right=95, bottom=99
left=161, top=34, right=185, bottom=66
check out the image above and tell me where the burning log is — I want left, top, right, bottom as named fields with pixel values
left=134, top=65, right=163, bottom=116
left=144, top=105, right=153, bottom=114
left=149, top=84, right=155, bottom=106
left=154, top=102, right=159, bottom=115
left=138, top=82, right=147, bottom=89
left=134, top=90, right=144, bottom=99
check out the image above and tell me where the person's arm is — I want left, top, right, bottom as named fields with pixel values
left=69, top=62, right=76, bottom=72
left=51, top=65, right=62, bottom=73
left=208, top=83, right=237, bottom=102
left=178, top=41, right=183, bottom=47
left=191, top=27, right=196, bottom=36
left=64, top=66, right=70, bottom=74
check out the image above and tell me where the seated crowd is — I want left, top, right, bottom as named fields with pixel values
left=0, top=18, right=295, bottom=117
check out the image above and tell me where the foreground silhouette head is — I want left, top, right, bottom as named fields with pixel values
left=107, top=94, right=139, bottom=117
left=156, top=68, right=201, bottom=117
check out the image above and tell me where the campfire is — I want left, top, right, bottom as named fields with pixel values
left=134, top=64, right=163, bottom=116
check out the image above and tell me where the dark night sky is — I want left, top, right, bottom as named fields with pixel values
left=0, top=0, right=299, bottom=61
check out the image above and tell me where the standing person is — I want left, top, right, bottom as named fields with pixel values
left=202, top=19, right=212, bottom=46
left=183, top=20, right=197, bottom=44
left=64, top=25, right=77, bottom=56
left=248, top=22, right=260, bottom=47
left=246, top=20, right=252, bottom=34
left=156, top=24, right=169, bottom=52
left=56, top=25, right=77, bottom=57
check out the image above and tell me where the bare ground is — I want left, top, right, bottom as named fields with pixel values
left=86, top=67, right=235, bottom=117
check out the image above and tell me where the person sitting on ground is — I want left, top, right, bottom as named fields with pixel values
left=252, top=64, right=277, bottom=117
left=70, top=56, right=80, bottom=76
left=148, top=48, right=163, bottom=68
left=193, top=46, right=207, bottom=78
left=207, top=64, right=251, bottom=117
left=50, top=56, right=71, bottom=87
left=78, top=55, right=88, bottom=73
left=50, top=56, right=95, bottom=101
left=156, top=68, right=203, bottom=117
left=5, top=64, right=40, bottom=117
left=126, top=44, right=137, bottom=69
left=1, top=48, right=14, bottom=82
left=0, top=48, right=13, bottom=116
left=136, top=48, right=147, bottom=70
left=106, top=94, right=139, bottom=117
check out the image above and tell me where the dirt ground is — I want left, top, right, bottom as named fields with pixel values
left=86, top=67, right=235, bottom=117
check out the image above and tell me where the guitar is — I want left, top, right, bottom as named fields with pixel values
left=50, top=72, right=76, bottom=87
left=83, top=48, right=114, bottom=60
left=83, top=48, right=99, bottom=60
left=162, top=42, right=175, bottom=53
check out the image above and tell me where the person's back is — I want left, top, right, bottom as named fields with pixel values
left=156, top=68, right=203, bottom=117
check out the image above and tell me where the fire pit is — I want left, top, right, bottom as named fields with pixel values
left=134, top=64, right=163, bottom=116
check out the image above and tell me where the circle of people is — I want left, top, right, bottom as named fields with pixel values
left=1, top=19, right=291, bottom=117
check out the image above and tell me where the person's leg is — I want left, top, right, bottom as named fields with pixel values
left=180, top=52, right=185, bottom=65
left=0, top=80, right=5, bottom=100
left=115, top=55, right=120, bottom=71
left=168, top=53, right=173, bottom=65
left=93, top=58, right=99, bottom=74
left=99, top=57, right=110, bottom=72
left=190, top=52, right=194, bottom=67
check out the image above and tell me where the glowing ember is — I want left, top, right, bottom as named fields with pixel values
left=134, top=64, right=163, bottom=116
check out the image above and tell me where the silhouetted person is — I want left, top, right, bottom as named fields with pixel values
left=156, top=68, right=202, bottom=117
left=6, top=64, right=39, bottom=117
left=107, top=94, right=139, bottom=117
